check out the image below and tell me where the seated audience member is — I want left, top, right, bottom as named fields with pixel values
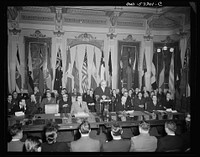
left=7, top=94, right=14, bottom=115
left=52, top=90, right=60, bottom=103
left=133, top=92, right=145, bottom=111
left=156, top=121, right=184, bottom=152
left=110, top=89, right=120, bottom=112
left=70, top=120, right=101, bottom=152
left=129, top=121, right=157, bottom=152
left=181, top=113, right=191, bottom=151
left=12, top=91, right=20, bottom=106
left=40, top=90, right=56, bottom=113
left=33, top=86, right=42, bottom=104
left=70, top=94, right=89, bottom=115
left=102, top=122, right=131, bottom=152
left=162, top=92, right=174, bottom=110
left=126, top=90, right=134, bottom=110
left=8, top=123, right=24, bottom=152
left=116, top=96, right=127, bottom=112
left=26, top=94, right=39, bottom=116
left=41, top=122, right=70, bottom=152
left=85, top=89, right=96, bottom=112
left=82, top=89, right=90, bottom=102
left=59, top=93, right=72, bottom=114
left=157, top=88, right=165, bottom=103
left=24, top=136, right=42, bottom=152
left=146, top=95, right=164, bottom=112
left=11, top=99, right=27, bottom=114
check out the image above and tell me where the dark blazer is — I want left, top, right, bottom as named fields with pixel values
left=94, top=86, right=111, bottom=100
left=162, top=99, right=174, bottom=109
left=156, top=135, right=184, bottom=152
left=59, top=99, right=72, bottom=113
left=133, top=97, right=146, bottom=111
left=146, top=100, right=164, bottom=112
left=70, top=136, right=101, bottom=152
left=41, top=142, right=70, bottom=152
left=129, top=133, right=157, bottom=152
left=102, top=139, right=131, bottom=152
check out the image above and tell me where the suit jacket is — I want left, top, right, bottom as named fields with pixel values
left=41, top=142, right=70, bottom=152
left=94, top=86, right=111, bottom=100
left=129, top=133, right=157, bottom=152
left=102, top=139, right=131, bottom=152
left=59, top=99, right=72, bottom=113
left=156, top=135, right=184, bottom=152
left=70, top=136, right=101, bottom=152
left=146, top=100, right=164, bottom=112
left=70, top=101, right=89, bottom=115
left=133, top=97, right=146, bottom=111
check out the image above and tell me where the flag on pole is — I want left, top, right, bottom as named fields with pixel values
left=159, top=60, right=165, bottom=90
left=53, top=47, right=63, bottom=94
left=38, top=48, right=44, bottom=94
left=180, top=48, right=190, bottom=97
left=169, top=50, right=175, bottom=98
left=99, top=50, right=106, bottom=81
left=72, top=46, right=80, bottom=92
left=133, top=48, right=139, bottom=89
left=142, top=49, right=147, bottom=89
left=15, top=46, right=22, bottom=93
left=45, top=45, right=53, bottom=90
left=91, top=46, right=97, bottom=90
left=65, top=46, right=72, bottom=93
left=81, top=46, right=89, bottom=93
left=108, top=48, right=112, bottom=88
left=27, top=48, right=34, bottom=93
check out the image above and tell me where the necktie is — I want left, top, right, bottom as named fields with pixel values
left=80, top=103, right=82, bottom=108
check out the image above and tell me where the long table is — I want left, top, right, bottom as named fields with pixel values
left=8, top=111, right=186, bottom=132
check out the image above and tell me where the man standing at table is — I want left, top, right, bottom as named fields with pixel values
left=94, top=80, right=111, bottom=113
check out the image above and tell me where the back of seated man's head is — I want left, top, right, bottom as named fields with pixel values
left=25, top=136, right=42, bottom=152
left=111, top=122, right=123, bottom=137
left=139, top=121, right=150, bottom=133
left=44, top=122, right=59, bottom=144
left=79, top=120, right=91, bottom=135
left=9, top=123, right=23, bottom=139
left=165, top=121, right=177, bottom=134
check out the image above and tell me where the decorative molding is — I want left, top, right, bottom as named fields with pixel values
left=66, top=8, right=106, bottom=16
left=75, top=33, right=96, bottom=42
left=9, top=28, right=21, bottom=35
left=143, top=34, right=153, bottom=41
left=109, top=11, right=121, bottom=26
left=123, top=35, right=136, bottom=42
left=30, top=30, right=46, bottom=38
left=67, top=33, right=103, bottom=49
left=107, top=33, right=117, bottom=39
left=55, top=8, right=63, bottom=31
left=63, top=17, right=107, bottom=25
left=20, top=12, right=54, bottom=22
left=117, top=20, right=145, bottom=27
left=7, top=7, right=18, bottom=20
left=53, top=30, right=65, bottom=37
left=161, top=36, right=175, bottom=43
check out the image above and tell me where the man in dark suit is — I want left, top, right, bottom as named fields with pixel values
left=70, top=120, right=101, bottom=152
left=94, top=80, right=111, bottom=113
left=129, top=121, right=157, bottom=152
left=156, top=121, right=184, bottom=152
left=70, top=94, right=89, bottom=115
left=102, top=122, right=131, bottom=152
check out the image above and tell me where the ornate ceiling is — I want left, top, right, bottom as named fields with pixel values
left=7, top=6, right=190, bottom=31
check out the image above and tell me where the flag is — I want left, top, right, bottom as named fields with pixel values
left=15, top=46, right=22, bottom=92
left=27, top=47, right=34, bottom=93
left=45, top=45, right=53, bottom=90
left=65, top=46, right=72, bottom=93
left=151, top=51, right=157, bottom=90
left=142, top=50, right=147, bottom=89
left=99, top=50, right=106, bottom=81
left=53, top=47, right=63, bottom=94
left=180, top=48, right=190, bottom=97
left=159, top=60, right=165, bottom=90
left=81, top=47, right=88, bottom=93
left=108, top=49, right=112, bottom=88
left=91, top=46, right=97, bottom=90
left=133, top=48, right=139, bottom=89
left=72, top=46, right=80, bottom=92
left=119, top=48, right=123, bottom=89
left=169, top=50, right=175, bottom=98
left=38, top=48, right=44, bottom=94
left=127, top=49, right=132, bottom=90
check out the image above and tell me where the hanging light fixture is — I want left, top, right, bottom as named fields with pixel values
left=170, top=47, right=174, bottom=52
left=157, top=48, right=161, bottom=53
